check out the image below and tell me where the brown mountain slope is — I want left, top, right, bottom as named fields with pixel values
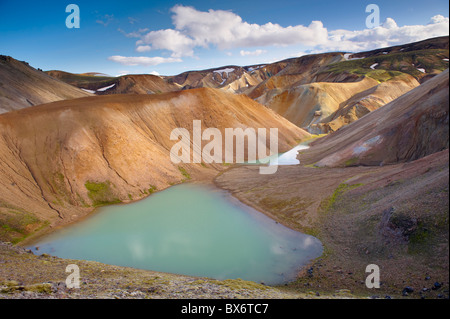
left=0, top=88, right=309, bottom=244
left=299, top=69, right=449, bottom=167
left=0, top=56, right=92, bottom=114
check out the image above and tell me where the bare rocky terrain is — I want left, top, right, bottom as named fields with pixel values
left=216, top=150, right=449, bottom=299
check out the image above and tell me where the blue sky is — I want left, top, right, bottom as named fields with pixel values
left=1, top=0, right=448, bottom=76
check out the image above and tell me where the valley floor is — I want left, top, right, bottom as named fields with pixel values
left=216, top=150, right=449, bottom=299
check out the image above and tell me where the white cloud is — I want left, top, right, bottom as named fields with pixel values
left=118, top=28, right=149, bottom=38
left=136, top=45, right=151, bottom=52
left=128, top=17, right=139, bottom=25
left=323, top=15, right=449, bottom=52
left=430, top=15, right=447, bottom=24
left=96, top=14, right=114, bottom=27
left=132, top=5, right=328, bottom=57
left=116, top=70, right=160, bottom=77
left=138, top=28, right=196, bottom=57
left=117, top=70, right=129, bottom=77
left=108, top=56, right=182, bottom=66
left=116, top=6, right=449, bottom=64
left=240, top=49, right=267, bottom=56
left=289, top=51, right=310, bottom=58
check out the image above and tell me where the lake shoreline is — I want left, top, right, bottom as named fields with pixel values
left=26, top=179, right=322, bottom=286
left=19, top=137, right=317, bottom=248
left=17, top=138, right=326, bottom=290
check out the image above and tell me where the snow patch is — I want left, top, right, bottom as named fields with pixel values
left=443, top=58, right=449, bottom=62
left=344, top=53, right=365, bottom=60
left=213, top=68, right=235, bottom=78
left=248, top=65, right=266, bottom=72
left=81, top=84, right=116, bottom=93
left=417, top=68, right=426, bottom=73
left=352, top=135, right=381, bottom=156
left=271, top=144, right=310, bottom=166
left=370, top=63, right=378, bottom=70
left=97, top=84, right=116, bottom=92
left=343, top=53, right=352, bottom=60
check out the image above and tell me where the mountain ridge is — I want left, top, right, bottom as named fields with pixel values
left=43, top=36, right=449, bottom=134
left=0, top=56, right=93, bottom=114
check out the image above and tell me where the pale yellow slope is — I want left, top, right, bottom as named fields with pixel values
left=259, top=75, right=420, bottom=133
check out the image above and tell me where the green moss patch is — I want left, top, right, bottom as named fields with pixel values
left=84, top=181, right=121, bottom=207
left=344, top=157, right=359, bottom=167
left=388, top=212, right=447, bottom=255
left=148, top=185, right=157, bottom=194
left=178, top=167, right=191, bottom=181
left=143, top=184, right=158, bottom=195
left=0, top=209, right=47, bottom=244
left=320, top=183, right=364, bottom=214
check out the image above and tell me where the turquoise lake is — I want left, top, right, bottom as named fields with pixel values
left=29, top=184, right=322, bottom=285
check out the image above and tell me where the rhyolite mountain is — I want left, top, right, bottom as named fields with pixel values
left=46, top=36, right=449, bottom=134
